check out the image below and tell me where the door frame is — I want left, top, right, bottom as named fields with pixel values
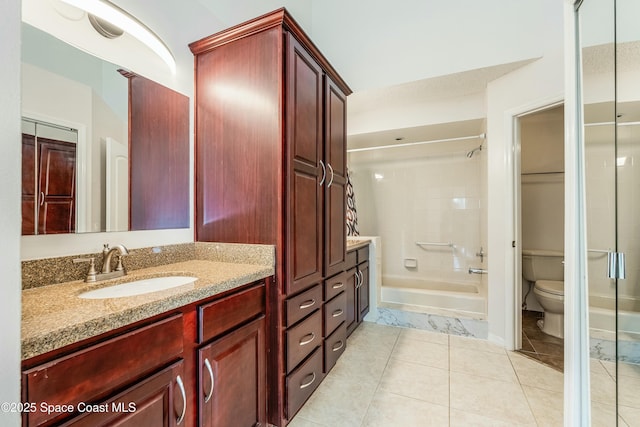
left=505, top=96, right=564, bottom=352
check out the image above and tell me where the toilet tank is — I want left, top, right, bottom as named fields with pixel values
left=522, top=249, right=564, bottom=282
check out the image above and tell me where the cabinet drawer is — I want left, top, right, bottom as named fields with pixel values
left=285, top=284, right=322, bottom=327
left=323, top=291, right=346, bottom=337
left=199, top=282, right=265, bottom=343
left=346, top=249, right=357, bottom=269
left=23, top=315, right=183, bottom=427
left=357, top=245, right=369, bottom=264
left=286, top=310, right=322, bottom=373
left=324, top=323, right=347, bottom=373
left=324, top=272, right=347, bottom=301
left=286, top=347, right=323, bottom=420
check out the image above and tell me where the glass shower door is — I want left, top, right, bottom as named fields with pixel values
left=580, top=0, right=640, bottom=423
left=614, top=0, right=640, bottom=420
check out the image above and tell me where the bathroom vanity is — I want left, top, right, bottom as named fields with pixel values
left=21, top=251, right=274, bottom=427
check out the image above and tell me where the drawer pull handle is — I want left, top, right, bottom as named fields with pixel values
left=299, top=299, right=316, bottom=309
left=300, top=372, right=316, bottom=389
left=332, top=340, right=345, bottom=352
left=176, top=374, right=187, bottom=425
left=332, top=282, right=344, bottom=289
left=299, top=332, right=316, bottom=346
left=204, top=358, right=215, bottom=403
left=332, top=309, right=344, bottom=318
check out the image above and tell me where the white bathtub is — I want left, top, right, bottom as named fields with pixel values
left=589, top=296, right=640, bottom=363
left=380, top=275, right=486, bottom=320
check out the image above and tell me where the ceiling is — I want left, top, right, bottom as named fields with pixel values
left=76, top=0, right=564, bottom=148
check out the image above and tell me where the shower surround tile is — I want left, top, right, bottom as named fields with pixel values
left=372, top=306, right=488, bottom=339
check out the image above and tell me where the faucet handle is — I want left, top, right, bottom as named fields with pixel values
left=114, top=254, right=128, bottom=272
left=73, top=257, right=97, bottom=283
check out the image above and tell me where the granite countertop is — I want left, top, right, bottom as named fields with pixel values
left=22, top=259, right=274, bottom=360
left=347, top=238, right=371, bottom=251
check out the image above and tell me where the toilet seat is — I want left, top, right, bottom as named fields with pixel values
left=535, top=280, right=564, bottom=296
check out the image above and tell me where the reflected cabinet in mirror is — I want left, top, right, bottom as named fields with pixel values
left=21, top=23, right=189, bottom=235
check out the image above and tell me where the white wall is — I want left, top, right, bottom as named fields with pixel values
left=0, top=0, right=22, bottom=424
left=350, top=143, right=485, bottom=291
left=349, top=91, right=485, bottom=136
left=486, top=46, right=565, bottom=346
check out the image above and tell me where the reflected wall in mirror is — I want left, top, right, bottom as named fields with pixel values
left=21, top=23, right=190, bottom=235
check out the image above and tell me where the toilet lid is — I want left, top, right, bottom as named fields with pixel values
left=536, top=280, right=564, bottom=296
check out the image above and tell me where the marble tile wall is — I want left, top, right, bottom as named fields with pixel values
left=370, top=306, right=488, bottom=339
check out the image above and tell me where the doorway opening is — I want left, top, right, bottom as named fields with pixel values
left=515, top=103, right=565, bottom=372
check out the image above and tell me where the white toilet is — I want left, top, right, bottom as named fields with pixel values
left=522, top=249, right=564, bottom=339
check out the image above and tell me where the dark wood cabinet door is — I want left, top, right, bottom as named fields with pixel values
left=37, top=137, right=76, bottom=234
left=127, top=73, right=190, bottom=231
left=285, top=32, right=324, bottom=295
left=358, top=262, right=370, bottom=321
left=324, top=77, right=347, bottom=278
left=61, top=360, right=184, bottom=427
left=199, top=316, right=266, bottom=427
left=22, top=134, right=36, bottom=235
left=345, top=267, right=357, bottom=335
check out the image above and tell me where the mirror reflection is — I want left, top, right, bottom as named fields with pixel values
left=21, top=23, right=190, bottom=235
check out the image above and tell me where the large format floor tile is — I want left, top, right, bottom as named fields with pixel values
left=289, top=321, right=626, bottom=426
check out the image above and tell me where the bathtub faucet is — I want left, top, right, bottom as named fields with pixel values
left=468, top=267, right=488, bottom=275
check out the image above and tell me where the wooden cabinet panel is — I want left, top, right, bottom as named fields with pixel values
left=198, top=283, right=265, bottom=343
left=286, top=347, right=323, bottom=420
left=60, top=360, right=184, bottom=427
left=23, top=315, right=183, bottom=426
left=193, top=27, right=281, bottom=244
left=323, top=323, right=346, bottom=373
left=199, top=316, right=266, bottom=427
left=346, top=250, right=357, bottom=270
left=323, top=291, right=346, bottom=337
left=37, top=137, right=76, bottom=234
left=285, top=284, right=322, bottom=327
left=286, top=310, right=322, bottom=373
left=358, top=262, right=370, bottom=321
left=127, top=73, right=190, bottom=231
left=324, top=271, right=347, bottom=302
left=190, top=10, right=352, bottom=426
left=22, top=134, right=36, bottom=235
left=324, top=77, right=347, bottom=278
left=286, top=32, right=324, bottom=295
left=345, top=267, right=357, bottom=335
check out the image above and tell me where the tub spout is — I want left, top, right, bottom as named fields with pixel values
left=468, top=267, right=488, bottom=275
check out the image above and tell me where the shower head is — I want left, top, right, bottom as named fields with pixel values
left=466, top=144, right=482, bottom=158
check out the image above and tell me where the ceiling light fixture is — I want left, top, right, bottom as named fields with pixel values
left=59, top=0, right=176, bottom=74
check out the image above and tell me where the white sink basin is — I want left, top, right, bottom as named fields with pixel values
left=79, top=276, right=196, bottom=299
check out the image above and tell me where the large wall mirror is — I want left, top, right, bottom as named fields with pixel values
left=21, top=22, right=190, bottom=235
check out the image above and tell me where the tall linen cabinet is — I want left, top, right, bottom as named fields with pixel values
left=190, top=9, right=351, bottom=426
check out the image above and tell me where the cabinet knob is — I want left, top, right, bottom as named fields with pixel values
left=203, top=358, right=215, bottom=403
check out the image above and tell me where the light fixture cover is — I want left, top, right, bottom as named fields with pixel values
left=59, top=0, right=176, bottom=73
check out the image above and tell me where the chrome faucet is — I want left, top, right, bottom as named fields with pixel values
left=102, top=244, right=130, bottom=274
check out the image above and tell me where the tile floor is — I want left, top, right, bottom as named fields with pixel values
left=519, top=310, right=564, bottom=372
left=288, top=322, right=627, bottom=427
